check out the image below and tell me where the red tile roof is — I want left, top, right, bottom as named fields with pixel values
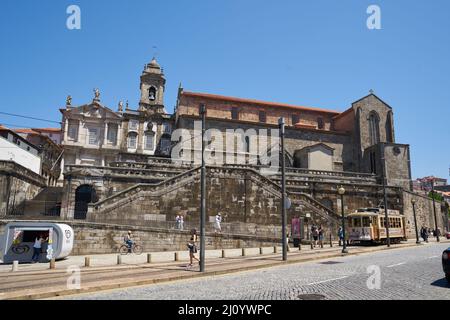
left=13, top=129, right=37, bottom=134
left=32, top=128, right=61, bottom=133
left=181, top=91, right=341, bottom=115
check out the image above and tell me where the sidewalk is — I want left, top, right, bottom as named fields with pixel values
left=0, top=238, right=448, bottom=300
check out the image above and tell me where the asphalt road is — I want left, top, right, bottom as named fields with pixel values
left=63, top=242, right=450, bottom=300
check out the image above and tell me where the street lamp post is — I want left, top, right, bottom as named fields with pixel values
left=199, top=104, right=207, bottom=272
left=383, top=170, right=391, bottom=247
left=431, top=180, right=440, bottom=242
left=337, top=186, right=348, bottom=254
left=279, top=117, right=287, bottom=261
left=411, top=199, right=420, bottom=244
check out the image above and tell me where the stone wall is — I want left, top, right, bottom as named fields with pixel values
left=383, top=143, right=412, bottom=191
left=402, top=191, right=448, bottom=238
left=176, top=117, right=353, bottom=172
left=0, top=220, right=282, bottom=255
left=0, top=161, right=45, bottom=217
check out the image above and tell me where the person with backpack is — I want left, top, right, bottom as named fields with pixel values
left=187, top=237, right=200, bottom=268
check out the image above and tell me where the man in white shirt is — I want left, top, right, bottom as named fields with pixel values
left=214, top=213, right=222, bottom=233
left=32, top=234, right=47, bottom=263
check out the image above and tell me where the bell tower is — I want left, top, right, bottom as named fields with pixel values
left=139, top=57, right=166, bottom=113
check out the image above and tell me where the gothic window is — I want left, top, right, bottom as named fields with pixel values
left=144, top=131, right=155, bottom=150
left=231, top=107, right=239, bottom=120
left=386, top=111, right=394, bottom=143
left=245, top=136, right=250, bottom=153
left=148, top=87, right=157, bottom=101
left=259, top=111, right=266, bottom=123
left=368, top=112, right=380, bottom=145
left=127, top=132, right=138, bottom=149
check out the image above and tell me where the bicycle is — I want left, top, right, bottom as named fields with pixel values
left=119, top=242, right=143, bottom=255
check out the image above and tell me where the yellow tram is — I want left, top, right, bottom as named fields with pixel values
left=346, top=208, right=407, bottom=244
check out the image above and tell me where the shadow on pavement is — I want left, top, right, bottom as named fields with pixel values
left=430, top=278, right=450, bottom=288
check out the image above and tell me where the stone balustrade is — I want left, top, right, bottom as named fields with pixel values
left=0, top=160, right=46, bottom=187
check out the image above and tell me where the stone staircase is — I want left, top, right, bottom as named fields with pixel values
left=87, top=164, right=341, bottom=233
left=22, top=187, right=63, bottom=217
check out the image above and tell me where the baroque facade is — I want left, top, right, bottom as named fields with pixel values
left=60, top=58, right=174, bottom=169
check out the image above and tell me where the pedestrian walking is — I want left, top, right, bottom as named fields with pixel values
left=187, top=237, right=199, bottom=268
left=338, top=226, right=344, bottom=247
left=318, top=225, right=324, bottom=248
left=420, top=226, right=429, bottom=243
left=214, top=213, right=222, bottom=233
left=175, top=214, right=181, bottom=229
left=286, top=232, right=290, bottom=250
left=180, top=214, right=184, bottom=231
left=311, top=225, right=319, bottom=248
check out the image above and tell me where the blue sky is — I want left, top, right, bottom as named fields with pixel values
left=0, top=0, right=449, bottom=179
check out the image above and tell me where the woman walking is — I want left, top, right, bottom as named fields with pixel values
left=187, top=237, right=200, bottom=268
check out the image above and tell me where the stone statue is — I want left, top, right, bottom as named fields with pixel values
left=66, top=95, right=72, bottom=106
left=118, top=101, right=123, bottom=112
left=93, top=88, right=100, bottom=100
left=125, top=100, right=130, bottom=110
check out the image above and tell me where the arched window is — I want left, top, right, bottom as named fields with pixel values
left=368, top=111, right=380, bottom=146
left=127, top=132, right=138, bottom=149
left=148, top=86, right=157, bottom=101
left=386, top=111, right=394, bottom=143
left=245, top=136, right=250, bottom=153
left=74, top=185, right=98, bottom=220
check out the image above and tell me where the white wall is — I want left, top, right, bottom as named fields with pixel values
left=0, top=137, right=41, bottom=174
left=308, top=146, right=333, bottom=171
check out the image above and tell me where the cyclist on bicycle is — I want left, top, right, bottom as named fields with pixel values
left=124, top=230, right=133, bottom=252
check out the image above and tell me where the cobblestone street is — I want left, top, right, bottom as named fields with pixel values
left=64, top=242, right=450, bottom=300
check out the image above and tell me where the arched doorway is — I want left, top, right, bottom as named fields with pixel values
left=74, top=185, right=98, bottom=220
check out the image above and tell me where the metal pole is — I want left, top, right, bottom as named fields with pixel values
left=279, top=117, right=287, bottom=261
left=412, top=201, right=420, bottom=244
left=200, top=104, right=207, bottom=272
left=381, top=159, right=391, bottom=247
left=431, top=180, right=440, bottom=242
left=341, top=194, right=348, bottom=254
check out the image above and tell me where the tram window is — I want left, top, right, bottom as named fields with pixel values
left=381, top=217, right=386, bottom=228
left=362, top=217, right=371, bottom=227
left=353, top=218, right=362, bottom=227
left=372, top=217, right=377, bottom=225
